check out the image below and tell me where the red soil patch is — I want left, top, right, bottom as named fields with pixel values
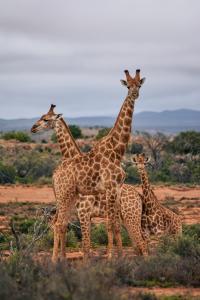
left=0, top=184, right=199, bottom=203
left=120, top=287, right=200, bottom=298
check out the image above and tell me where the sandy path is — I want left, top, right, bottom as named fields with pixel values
left=120, top=287, right=200, bottom=297
left=0, top=185, right=55, bottom=203
left=0, top=185, right=199, bottom=204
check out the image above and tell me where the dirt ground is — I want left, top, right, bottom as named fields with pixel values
left=1, top=184, right=200, bottom=203
left=0, top=184, right=200, bottom=298
left=0, top=184, right=199, bottom=224
left=118, top=286, right=200, bottom=298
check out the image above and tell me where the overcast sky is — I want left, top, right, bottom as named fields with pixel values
left=0, top=0, right=199, bottom=119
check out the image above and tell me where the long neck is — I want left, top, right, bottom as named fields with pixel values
left=105, top=94, right=136, bottom=158
left=54, top=118, right=81, bottom=159
left=138, top=166, right=156, bottom=205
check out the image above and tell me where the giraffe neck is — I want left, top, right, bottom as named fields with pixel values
left=54, top=118, right=81, bottom=159
left=105, top=94, right=136, bottom=158
left=138, top=167, right=156, bottom=207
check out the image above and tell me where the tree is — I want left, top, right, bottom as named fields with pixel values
left=128, top=142, right=143, bottom=154
left=95, top=128, right=111, bottom=140
left=0, top=162, right=16, bottom=183
left=2, top=131, right=31, bottom=143
left=167, top=131, right=200, bottom=155
left=51, top=125, right=82, bottom=143
left=69, top=125, right=82, bottom=139
left=140, top=132, right=167, bottom=169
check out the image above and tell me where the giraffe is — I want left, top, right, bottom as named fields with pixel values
left=39, top=105, right=147, bottom=255
left=77, top=184, right=148, bottom=256
left=132, top=153, right=182, bottom=240
left=31, top=69, right=145, bottom=262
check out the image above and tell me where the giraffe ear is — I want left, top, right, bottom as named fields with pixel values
left=140, top=77, right=146, bottom=86
left=120, top=80, right=128, bottom=87
left=56, top=114, right=63, bottom=119
left=131, top=156, right=137, bottom=164
left=145, top=157, right=151, bottom=164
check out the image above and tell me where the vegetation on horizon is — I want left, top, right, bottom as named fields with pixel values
left=0, top=130, right=199, bottom=185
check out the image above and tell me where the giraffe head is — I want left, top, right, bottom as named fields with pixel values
left=131, top=153, right=150, bottom=170
left=120, top=69, right=145, bottom=99
left=31, top=104, right=62, bottom=133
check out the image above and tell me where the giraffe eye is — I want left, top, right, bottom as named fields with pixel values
left=43, top=119, right=48, bottom=122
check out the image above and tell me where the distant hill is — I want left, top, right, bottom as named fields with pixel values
left=0, top=109, right=200, bottom=133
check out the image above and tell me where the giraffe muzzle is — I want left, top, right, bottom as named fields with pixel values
left=31, top=124, right=38, bottom=133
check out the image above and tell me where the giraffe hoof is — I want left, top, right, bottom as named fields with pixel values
left=51, top=256, right=58, bottom=264
left=107, top=252, right=113, bottom=260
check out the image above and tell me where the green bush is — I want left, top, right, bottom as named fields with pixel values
left=96, top=127, right=111, bottom=140
left=125, top=166, right=140, bottom=184
left=2, top=131, right=31, bottom=142
left=0, top=162, right=16, bottom=184
left=51, top=124, right=82, bottom=143
left=183, top=224, right=200, bottom=239
left=67, top=229, right=78, bottom=248
left=91, top=224, right=108, bottom=245
left=121, top=226, right=132, bottom=246
left=167, top=131, right=200, bottom=155
left=18, top=219, right=35, bottom=234
left=128, top=142, right=143, bottom=154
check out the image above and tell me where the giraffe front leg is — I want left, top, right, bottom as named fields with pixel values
left=114, top=207, right=123, bottom=256
left=106, top=186, right=122, bottom=259
left=106, top=221, right=114, bottom=259
left=52, top=205, right=68, bottom=263
left=78, top=211, right=91, bottom=260
left=52, top=222, right=60, bottom=264
left=125, top=221, right=148, bottom=256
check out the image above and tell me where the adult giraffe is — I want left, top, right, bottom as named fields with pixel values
left=32, top=104, right=147, bottom=256
left=31, top=69, right=145, bottom=262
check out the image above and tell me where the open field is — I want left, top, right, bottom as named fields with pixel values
left=0, top=184, right=199, bottom=224
left=0, top=184, right=200, bottom=299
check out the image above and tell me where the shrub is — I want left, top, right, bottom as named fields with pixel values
left=96, top=127, right=111, bottom=140
left=67, top=229, right=78, bottom=248
left=91, top=224, right=108, bottom=245
left=183, top=224, right=200, bottom=239
left=121, top=226, right=132, bottom=246
left=2, top=131, right=31, bottom=142
left=69, top=124, right=83, bottom=139
left=51, top=125, right=82, bottom=143
left=125, top=166, right=140, bottom=184
left=0, top=162, right=16, bottom=184
left=167, top=131, right=200, bottom=155
left=128, top=143, right=143, bottom=154
left=18, top=218, right=35, bottom=234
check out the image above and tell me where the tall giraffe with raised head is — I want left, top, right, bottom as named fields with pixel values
left=132, top=153, right=182, bottom=239
left=31, top=69, right=145, bottom=262
left=33, top=104, right=147, bottom=256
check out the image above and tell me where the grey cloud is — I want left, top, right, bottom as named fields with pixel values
left=0, top=0, right=199, bottom=118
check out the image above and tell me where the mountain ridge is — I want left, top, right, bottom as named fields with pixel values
left=0, top=109, right=200, bottom=133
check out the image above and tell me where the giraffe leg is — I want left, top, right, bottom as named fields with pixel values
left=114, top=208, right=123, bottom=256
left=107, top=222, right=114, bottom=259
left=52, top=205, right=68, bottom=262
left=125, top=221, right=148, bottom=256
left=79, top=212, right=91, bottom=259
left=52, top=222, right=60, bottom=263
left=52, top=189, right=75, bottom=262
left=106, top=185, right=121, bottom=259
left=60, top=223, right=67, bottom=261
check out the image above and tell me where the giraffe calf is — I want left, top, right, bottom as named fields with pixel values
left=132, top=153, right=182, bottom=240
left=76, top=184, right=148, bottom=257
